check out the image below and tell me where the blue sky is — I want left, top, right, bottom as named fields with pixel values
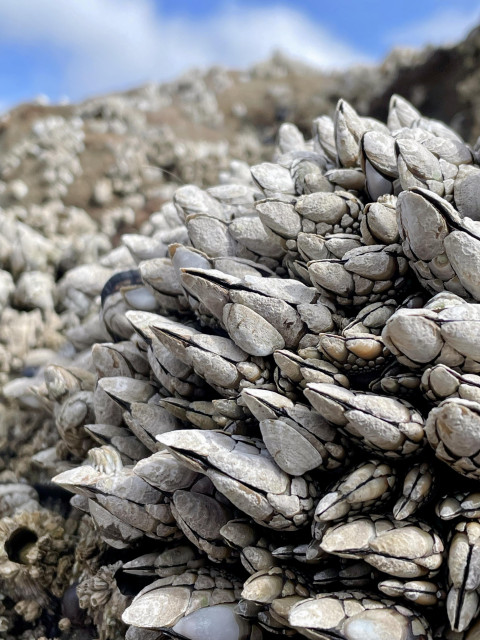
left=0, top=0, right=480, bottom=111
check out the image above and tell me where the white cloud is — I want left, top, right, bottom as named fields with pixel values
left=0, top=0, right=371, bottom=101
left=385, top=6, right=480, bottom=49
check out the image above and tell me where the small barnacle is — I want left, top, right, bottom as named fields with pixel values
left=77, top=561, right=130, bottom=640
left=0, top=508, right=75, bottom=624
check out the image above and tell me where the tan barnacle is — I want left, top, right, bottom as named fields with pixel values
left=381, top=293, right=480, bottom=371
left=0, top=485, right=38, bottom=519
left=125, top=309, right=204, bottom=400
left=308, top=243, right=409, bottom=308
left=396, top=187, right=480, bottom=301
left=92, top=341, right=150, bottom=380
left=320, top=515, right=444, bottom=579
left=312, top=115, right=336, bottom=163
left=290, top=153, right=330, bottom=195
left=317, top=333, right=389, bottom=378
left=343, top=298, right=403, bottom=336
left=228, top=215, right=286, bottom=268
left=170, top=490, right=236, bottom=563
left=122, top=567, right=260, bottom=640
left=54, top=445, right=183, bottom=547
left=387, top=95, right=421, bottom=130
left=139, top=257, right=188, bottom=314
left=43, top=363, right=97, bottom=456
left=360, top=195, right=399, bottom=246
left=273, top=349, right=350, bottom=399
left=393, top=462, right=434, bottom=520
left=123, top=545, right=203, bottom=579
left=96, top=375, right=160, bottom=430
left=314, top=459, right=396, bottom=522
left=395, top=135, right=444, bottom=196
left=295, top=190, right=363, bottom=237
left=57, top=263, right=114, bottom=318
left=53, top=446, right=118, bottom=498
left=304, top=383, right=426, bottom=458
left=241, top=566, right=313, bottom=634
left=453, top=164, right=480, bottom=221
left=250, top=161, right=296, bottom=197
left=100, top=269, right=152, bottom=341
left=85, top=423, right=149, bottom=465
left=369, top=362, right=422, bottom=398
left=255, top=197, right=302, bottom=247
left=446, top=521, right=480, bottom=632
left=334, top=99, right=366, bottom=168
left=377, top=579, right=444, bottom=607
left=220, top=519, right=274, bottom=575
left=158, top=429, right=318, bottom=531
left=186, top=213, right=238, bottom=259
left=436, top=492, right=480, bottom=521
left=173, top=184, right=228, bottom=223
left=295, top=232, right=363, bottom=265
left=359, top=130, right=398, bottom=201
left=160, top=244, right=212, bottom=314
left=287, top=591, right=432, bottom=640
left=150, top=317, right=270, bottom=395
left=242, top=388, right=349, bottom=474
left=426, top=398, right=480, bottom=479
left=421, top=364, right=480, bottom=403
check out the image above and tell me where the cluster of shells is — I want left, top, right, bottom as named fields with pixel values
left=10, top=94, right=480, bottom=639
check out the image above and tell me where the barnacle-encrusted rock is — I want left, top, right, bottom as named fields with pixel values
left=0, top=507, right=76, bottom=627
left=21, top=91, right=480, bottom=640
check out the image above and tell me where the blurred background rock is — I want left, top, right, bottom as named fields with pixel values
left=1, top=23, right=480, bottom=234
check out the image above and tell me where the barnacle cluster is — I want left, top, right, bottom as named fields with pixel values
left=20, top=95, right=480, bottom=639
